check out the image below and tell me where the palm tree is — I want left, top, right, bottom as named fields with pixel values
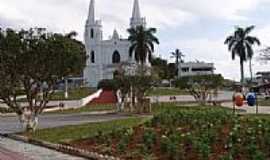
left=128, top=26, right=159, bottom=65
left=127, top=26, right=159, bottom=112
left=171, top=49, right=185, bottom=78
left=224, top=25, right=260, bottom=84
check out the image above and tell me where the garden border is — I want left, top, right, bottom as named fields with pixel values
left=0, top=133, right=121, bottom=160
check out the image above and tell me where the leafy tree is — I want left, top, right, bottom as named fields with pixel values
left=168, top=63, right=178, bottom=80
left=131, top=69, right=157, bottom=113
left=97, top=79, right=119, bottom=91
left=224, top=25, right=260, bottom=83
left=114, top=64, right=157, bottom=113
left=175, top=75, right=224, bottom=105
left=128, top=26, right=159, bottom=65
left=127, top=25, right=159, bottom=112
left=0, top=28, right=86, bottom=131
left=151, top=57, right=169, bottom=80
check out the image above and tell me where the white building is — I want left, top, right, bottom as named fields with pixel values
left=178, top=62, right=215, bottom=77
left=84, top=0, right=148, bottom=87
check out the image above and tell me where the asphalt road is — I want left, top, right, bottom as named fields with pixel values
left=0, top=113, right=131, bottom=134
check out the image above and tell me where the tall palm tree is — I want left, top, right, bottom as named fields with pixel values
left=224, top=25, right=260, bottom=84
left=171, top=49, right=185, bottom=78
left=128, top=26, right=159, bottom=65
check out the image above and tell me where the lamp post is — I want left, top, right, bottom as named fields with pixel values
left=64, top=78, right=69, bottom=99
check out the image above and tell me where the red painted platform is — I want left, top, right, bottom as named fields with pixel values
left=89, top=90, right=117, bottom=104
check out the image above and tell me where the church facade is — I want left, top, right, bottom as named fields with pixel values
left=84, top=0, right=147, bottom=87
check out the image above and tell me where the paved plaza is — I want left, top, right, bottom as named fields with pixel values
left=0, top=136, right=85, bottom=160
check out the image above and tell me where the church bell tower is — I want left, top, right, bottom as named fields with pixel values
left=130, top=0, right=146, bottom=28
left=85, top=0, right=102, bottom=50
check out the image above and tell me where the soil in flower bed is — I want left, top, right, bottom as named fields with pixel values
left=69, top=108, right=270, bottom=160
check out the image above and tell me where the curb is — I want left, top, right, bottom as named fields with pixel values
left=1, top=134, right=120, bottom=160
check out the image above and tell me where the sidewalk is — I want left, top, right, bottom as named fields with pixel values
left=222, top=102, right=270, bottom=114
left=0, top=136, right=85, bottom=160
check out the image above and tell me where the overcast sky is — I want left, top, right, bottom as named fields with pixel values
left=1, top=0, right=270, bottom=80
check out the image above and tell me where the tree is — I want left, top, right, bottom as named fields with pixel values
left=224, top=25, right=260, bottom=83
left=175, top=75, right=224, bottom=105
left=0, top=28, right=86, bottom=131
left=127, top=26, right=159, bottom=112
left=114, top=64, right=157, bottom=113
left=168, top=63, right=178, bottom=80
left=151, top=57, right=169, bottom=80
left=128, top=26, right=159, bottom=65
left=171, top=49, right=185, bottom=78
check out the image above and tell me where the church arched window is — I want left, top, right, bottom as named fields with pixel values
left=90, top=29, right=94, bottom=38
left=112, top=51, right=121, bottom=64
left=91, top=51, right=95, bottom=63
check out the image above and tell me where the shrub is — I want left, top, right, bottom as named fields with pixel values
left=97, top=79, right=119, bottom=91
left=0, top=107, right=13, bottom=113
left=143, top=128, right=157, bottom=152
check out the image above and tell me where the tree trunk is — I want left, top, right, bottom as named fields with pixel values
left=249, top=59, right=253, bottom=82
left=240, top=59, right=245, bottom=85
left=20, top=110, right=39, bottom=132
left=26, top=115, right=39, bottom=132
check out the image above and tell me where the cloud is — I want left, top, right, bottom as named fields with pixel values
left=0, top=0, right=268, bottom=37
left=254, top=25, right=270, bottom=47
left=0, top=0, right=270, bottom=80
left=144, top=0, right=269, bottom=21
left=162, top=35, right=270, bottom=81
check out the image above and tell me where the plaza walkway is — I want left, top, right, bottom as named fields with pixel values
left=222, top=102, right=270, bottom=114
left=0, top=136, right=85, bottom=160
left=149, top=91, right=233, bottom=103
left=0, top=146, right=31, bottom=160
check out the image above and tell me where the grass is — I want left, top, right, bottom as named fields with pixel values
left=23, top=103, right=270, bottom=160
left=18, top=87, right=96, bottom=102
left=26, top=117, right=149, bottom=143
left=151, top=102, right=234, bottom=114
left=258, top=98, right=270, bottom=106
left=27, top=103, right=230, bottom=143
left=45, top=104, right=116, bottom=115
left=50, top=87, right=96, bottom=100
left=67, top=105, right=270, bottom=159
left=146, top=87, right=189, bottom=96
left=0, top=107, right=13, bottom=113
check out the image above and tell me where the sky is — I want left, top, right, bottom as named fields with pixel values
left=1, top=0, right=270, bottom=80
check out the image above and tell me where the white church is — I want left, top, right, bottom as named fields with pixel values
left=84, top=0, right=149, bottom=87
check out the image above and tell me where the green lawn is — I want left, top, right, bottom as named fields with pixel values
left=0, top=107, right=13, bottom=114
left=18, top=87, right=96, bottom=102
left=26, top=117, right=149, bottom=143
left=151, top=102, right=234, bottom=114
left=23, top=103, right=270, bottom=159
left=258, top=99, right=270, bottom=106
left=50, top=87, right=96, bottom=100
left=45, top=104, right=116, bottom=115
left=26, top=103, right=229, bottom=144
left=146, top=87, right=189, bottom=96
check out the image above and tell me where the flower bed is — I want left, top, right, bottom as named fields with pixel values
left=69, top=107, right=270, bottom=160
